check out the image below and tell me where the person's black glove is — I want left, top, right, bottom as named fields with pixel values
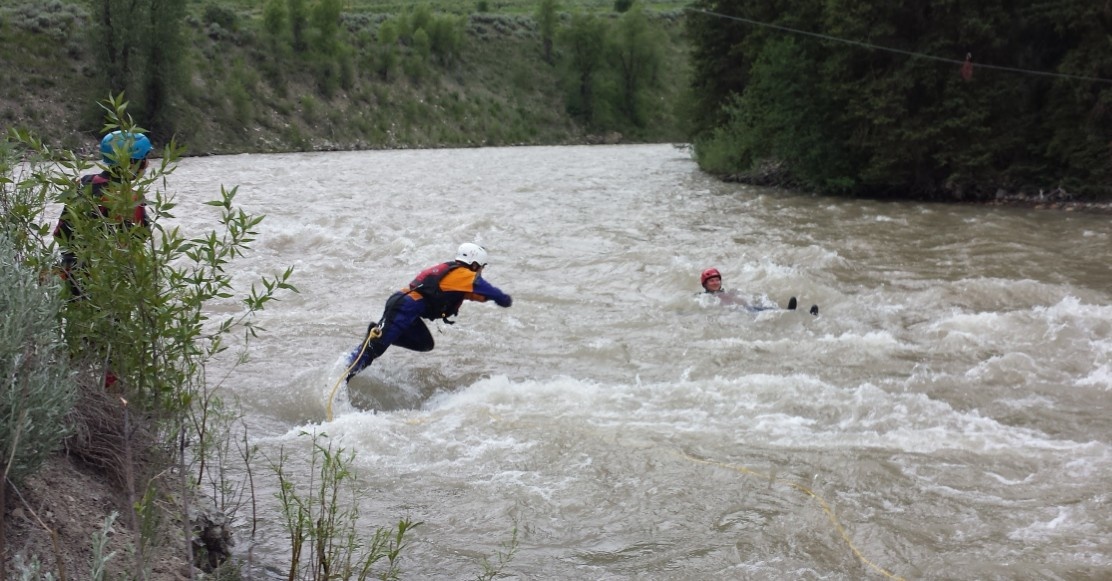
left=495, top=295, right=512, bottom=308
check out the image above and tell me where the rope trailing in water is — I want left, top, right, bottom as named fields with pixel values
left=675, top=450, right=906, bottom=580
left=326, top=324, right=382, bottom=421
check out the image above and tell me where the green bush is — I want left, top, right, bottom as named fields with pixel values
left=263, top=0, right=289, bottom=45
left=202, top=3, right=239, bottom=32
left=227, top=74, right=255, bottom=126
left=300, top=94, right=319, bottom=123
left=0, top=232, right=75, bottom=487
left=10, top=94, right=296, bottom=423
left=271, top=431, right=418, bottom=580
left=0, top=0, right=88, bottom=39
left=4, top=95, right=306, bottom=578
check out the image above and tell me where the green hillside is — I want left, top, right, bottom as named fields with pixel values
left=0, top=0, right=691, bottom=156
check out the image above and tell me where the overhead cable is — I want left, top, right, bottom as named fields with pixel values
left=687, top=7, right=1112, bottom=85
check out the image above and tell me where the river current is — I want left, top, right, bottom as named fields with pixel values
left=167, top=144, right=1111, bottom=579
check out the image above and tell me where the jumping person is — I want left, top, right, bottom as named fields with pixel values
left=54, top=130, right=153, bottom=299
left=345, top=242, right=513, bottom=382
left=700, top=267, right=818, bottom=316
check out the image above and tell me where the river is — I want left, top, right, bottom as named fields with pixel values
left=167, top=144, right=1111, bottom=579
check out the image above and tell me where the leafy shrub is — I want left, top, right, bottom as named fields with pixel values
left=202, top=3, right=239, bottom=32
left=0, top=233, right=75, bottom=487
left=0, top=0, right=88, bottom=39
left=271, top=431, right=418, bottom=580
left=227, top=75, right=254, bottom=126
left=205, top=22, right=233, bottom=41
left=300, top=94, right=319, bottom=123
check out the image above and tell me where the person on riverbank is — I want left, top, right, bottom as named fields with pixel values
left=54, top=130, right=153, bottom=299
left=53, top=130, right=154, bottom=388
left=344, top=242, right=513, bottom=382
left=700, top=267, right=818, bottom=315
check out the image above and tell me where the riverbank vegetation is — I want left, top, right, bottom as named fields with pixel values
left=4, top=1, right=1108, bottom=203
left=0, top=97, right=445, bottom=578
left=685, top=0, right=1112, bottom=202
left=0, top=0, right=690, bottom=155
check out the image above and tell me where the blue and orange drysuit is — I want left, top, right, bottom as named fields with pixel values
left=346, top=261, right=512, bottom=381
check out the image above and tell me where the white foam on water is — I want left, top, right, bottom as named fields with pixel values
left=1008, top=505, right=1098, bottom=543
left=1077, top=363, right=1112, bottom=389
left=287, top=371, right=1110, bottom=476
left=167, top=145, right=1112, bottom=578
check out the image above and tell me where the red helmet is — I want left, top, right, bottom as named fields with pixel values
left=700, top=268, right=721, bottom=287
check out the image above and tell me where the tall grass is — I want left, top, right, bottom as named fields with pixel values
left=270, top=431, right=418, bottom=580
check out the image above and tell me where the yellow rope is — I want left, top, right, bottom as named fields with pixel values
left=326, top=325, right=381, bottom=421
left=675, top=450, right=906, bottom=580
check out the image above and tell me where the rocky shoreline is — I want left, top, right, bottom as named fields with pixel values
left=724, top=161, right=1112, bottom=214
left=981, top=189, right=1112, bottom=214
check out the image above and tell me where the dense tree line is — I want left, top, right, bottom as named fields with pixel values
left=686, top=0, right=1112, bottom=200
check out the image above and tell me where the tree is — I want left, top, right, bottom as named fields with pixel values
left=536, top=0, right=559, bottom=65
left=685, top=0, right=1112, bottom=198
left=1018, top=0, right=1112, bottom=194
left=559, top=13, right=610, bottom=126
left=310, top=0, right=343, bottom=55
left=377, top=19, right=401, bottom=81
left=3, top=94, right=299, bottom=575
left=413, top=27, right=431, bottom=62
left=90, top=0, right=187, bottom=140
left=141, top=0, right=188, bottom=140
left=91, top=0, right=142, bottom=104
left=684, top=0, right=758, bottom=137
left=408, top=4, right=433, bottom=38
left=263, top=0, right=290, bottom=50
left=308, top=0, right=352, bottom=95
left=610, top=5, right=663, bottom=127
left=427, top=15, right=464, bottom=67
left=288, top=0, right=309, bottom=53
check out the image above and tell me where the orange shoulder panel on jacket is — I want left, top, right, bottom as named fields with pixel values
left=438, top=267, right=477, bottom=293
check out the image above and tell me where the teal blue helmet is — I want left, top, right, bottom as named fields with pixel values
left=100, top=130, right=152, bottom=166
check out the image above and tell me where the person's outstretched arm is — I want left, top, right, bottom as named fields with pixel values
left=469, top=277, right=512, bottom=307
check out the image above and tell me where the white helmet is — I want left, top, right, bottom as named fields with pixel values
left=455, top=242, right=488, bottom=267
